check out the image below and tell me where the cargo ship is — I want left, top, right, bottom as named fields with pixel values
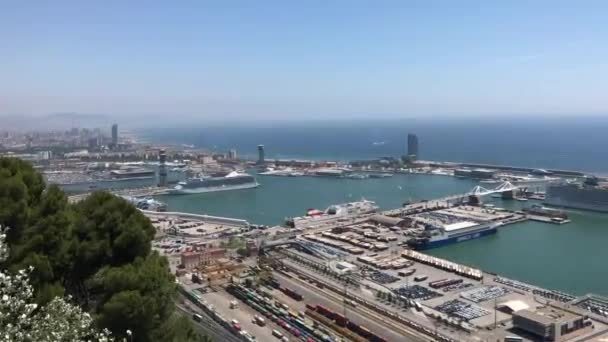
left=169, top=171, right=258, bottom=194
left=407, top=221, right=502, bottom=250
left=286, top=200, right=378, bottom=228
left=544, top=177, right=608, bottom=212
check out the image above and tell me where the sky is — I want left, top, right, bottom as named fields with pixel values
left=1, top=1, right=608, bottom=123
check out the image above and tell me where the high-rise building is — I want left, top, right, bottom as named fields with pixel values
left=407, top=133, right=419, bottom=160
left=257, top=145, right=265, bottom=164
left=111, top=123, right=118, bottom=146
left=228, top=149, right=237, bottom=160
left=158, top=149, right=167, bottom=187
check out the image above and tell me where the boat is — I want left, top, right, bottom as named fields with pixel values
left=369, top=173, right=393, bottom=178
left=286, top=200, right=379, bottom=228
left=344, top=173, right=368, bottom=180
left=122, top=196, right=167, bottom=212
left=544, top=177, right=608, bottom=212
left=110, top=167, right=156, bottom=179
left=314, top=168, right=345, bottom=177
left=169, top=171, right=259, bottom=194
left=259, top=167, right=303, bottom=177
left=407, top=221, right=502, bottom=250
left=522, top=204, right=567, bottom=219
left=515, top=197, right=528, bottom=202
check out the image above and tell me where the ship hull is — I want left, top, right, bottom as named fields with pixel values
left=409, top=226, right=498, bottom=250
left=169, top=182, right=259, bottom=194
left=543, top=201, right=608, bottom=213
left=545, top=184, right=608, bottom=212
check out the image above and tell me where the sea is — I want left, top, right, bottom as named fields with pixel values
left=141, top=117, right=608, bottom=296
left=139, top=116, right=608, bottom=173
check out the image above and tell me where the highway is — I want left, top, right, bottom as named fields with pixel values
left=273, top=272, right=431, bottom=342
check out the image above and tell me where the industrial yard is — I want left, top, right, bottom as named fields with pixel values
left=149, top=193, right=608, bottom=342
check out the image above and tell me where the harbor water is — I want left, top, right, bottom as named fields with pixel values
left=155, top=173, right=608, bottom=297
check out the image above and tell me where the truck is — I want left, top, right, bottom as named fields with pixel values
left=413, top=275, right=428, bottom=282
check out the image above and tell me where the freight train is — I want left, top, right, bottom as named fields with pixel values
left=309, top=304, right=388, bottom=342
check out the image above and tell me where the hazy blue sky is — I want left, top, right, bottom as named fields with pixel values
left=1, top=1, right=607, bottom=120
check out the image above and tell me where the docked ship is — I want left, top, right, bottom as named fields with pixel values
left=407, top=221, right=502, bottom=250
left=169, top=171, right=259, bottom=194
left=286, top=200, right=379, bottom=228
left=544, top=177, right=608, bottom=212
left=122, top=196, right=167, bottom=212
left=110, top=167, right=156, bottom=179
left=522, top=204, right=568, bottom=219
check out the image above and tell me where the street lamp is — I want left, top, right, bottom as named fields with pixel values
left=126, top=329, right=132, bottom=342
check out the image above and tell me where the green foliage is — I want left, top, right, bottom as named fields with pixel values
left=0, top=157, right=45, bottom=243
left=236, top=247, right=250, bottom=257
left=93, top=254, right=175, bottom=341
left=71, top=191, right=155, bottom=280
left=0, top=157, right=200, bottom=341
left=154, top=314, right=204, bottom=342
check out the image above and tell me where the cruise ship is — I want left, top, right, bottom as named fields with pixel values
left=169, top=171, right=259, bottom=194
left=286, top=200, right=379, bottom=228
left=407, top=221, right=502, bottom=250
left=544, top=177, right=608, bottom=212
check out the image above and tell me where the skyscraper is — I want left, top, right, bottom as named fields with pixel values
left=111, top=123, right=118, bottom=146
left=257, top=145, right=265, bottom=164
left=407, top=133, right=419, bottom=160
left=158, top=149, right=167, bottom=186
left=228, top=149, right=237, bottom=160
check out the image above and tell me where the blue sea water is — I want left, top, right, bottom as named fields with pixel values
left=139, top=116, right=608, bottom=173
left=142, top=117, right=608, bottom=295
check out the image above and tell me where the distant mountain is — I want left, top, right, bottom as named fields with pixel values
left=1, top=113, right=116, bottom=131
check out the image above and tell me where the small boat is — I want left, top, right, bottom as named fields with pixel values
left=344, top=174, right=368, bottom=180
left=516, top=197, right=529, bottom=202
left=369, top=173, right=393, bottom=178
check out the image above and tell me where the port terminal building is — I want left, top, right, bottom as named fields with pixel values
left=512, top=307, right=592, bottom=341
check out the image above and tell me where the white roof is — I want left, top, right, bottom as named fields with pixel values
left=498, top=300, right=530, bottom=313
left=443, top=221, right=478, bottom=231
left=336, top=261, right=357, bottom=269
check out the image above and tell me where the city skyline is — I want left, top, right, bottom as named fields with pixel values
left=1, top=1, right=608, bottom=121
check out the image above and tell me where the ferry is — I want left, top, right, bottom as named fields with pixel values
left=407, top=221, right=502, bottom=250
